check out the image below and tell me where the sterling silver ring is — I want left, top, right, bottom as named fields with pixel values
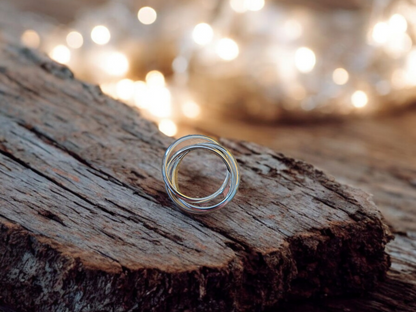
left=162, top=134, right=240, bottom=214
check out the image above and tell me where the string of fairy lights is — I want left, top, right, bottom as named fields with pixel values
left=17, top=0, right=416, bottom=135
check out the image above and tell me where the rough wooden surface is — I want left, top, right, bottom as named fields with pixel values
left=183, top=107, right=416, bottom=311
left=0, top=40, right=392, bottom=311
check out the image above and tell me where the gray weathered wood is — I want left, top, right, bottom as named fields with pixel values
left=0, top=40, right=393, bottom=311
left=187, top=100, right=416, bottom=312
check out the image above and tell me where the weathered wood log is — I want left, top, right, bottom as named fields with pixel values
left=188, top=91, right=416, bottom=311
left=0, top=40, right=392, bottom=311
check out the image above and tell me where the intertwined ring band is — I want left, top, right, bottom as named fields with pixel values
left=162, top=134, right=240, bottom=214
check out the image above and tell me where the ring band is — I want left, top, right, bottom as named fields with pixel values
left=162, top=134, right=240, bottom=214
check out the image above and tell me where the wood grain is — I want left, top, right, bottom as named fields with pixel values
left=181, top=96, right=416, bottom=312
left=0, top=41, right=392, bottom=311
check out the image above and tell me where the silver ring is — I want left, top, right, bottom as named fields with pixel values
left=162, top=134, right=240, bottom=214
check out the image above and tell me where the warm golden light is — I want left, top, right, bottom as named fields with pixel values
left=295, top=47, right=316, bottom=73
left=116, top=79, right=135, bottom=100
left=102, top=52, right=129, bottom=76
left=230, top=0, right=247, bottom=13
left=216, top=38, right=239, bottom=61
left=181, top=101, right=201, bottom=119
left=389, top=14, right=407, bottom=33
left=21, top=30, right=40, bottom=48
left=49, top=45, right=71, bottom=64
left=146, top=70, right=165, bottom=87
left=91, top=25, right=111, bottom=45
left=66, top=31, right=83, bottom=49
left=284, top=20, right=302, bottom=40
left=230, top=0, right=264, bottom=12
left=391, top=69, right=407, bottom=89
left=138, top=7, right=157, bottom=25
left=100, top=82, right=117, bottom=98
left=158, top=119, right=177, bottom=137
left=384, top=33, right=412, bottom=59
left=372, top=22, right=389, bottom=44
left=351, top=90, right=368, bottom=108
left=405, top=50, right=416, bottom=86
left=247, top=0, right=265, bottom=11
left=148, top=87, right=172, bottom=118
left=192, top=23, right=214, bottom=45
left=133, top=81, right=149, bottom=109
left=333, top=68, right=349, bottom=85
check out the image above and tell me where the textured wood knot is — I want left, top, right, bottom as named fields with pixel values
left=40, top=61, right=74, bottom=80
left=38, top=210, right=66, bottom=227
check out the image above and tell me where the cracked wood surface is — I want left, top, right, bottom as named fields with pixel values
left=186, top=102, right=416, bottom=311
left=0, top=41, right=392, bottom=311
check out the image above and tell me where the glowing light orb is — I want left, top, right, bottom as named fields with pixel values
left=146, top=70, right=165, bottom=87
left=66, top=31, right=83, bottom=49
left=50, top=45, right=71, bottom=64
left=148, top=87, right=172, bottom=118
left=102, top=52, right=129, bottom=77
left=351, top=90, right=368, bottom=108
left=372, top=22, right=389, bottom=44
left=158, top=119, right=177, bottom=137
left=181, top=101, right=201, bottom=119
left=138, top=7, right=157, bottom=25
left=91, top=25, right=111, bottom=45
left=389, top=14, right=407, bottom=33
left=21, top=30, right=40, bottom=48
left=216, top=38, right=239, bottom=61
left=192, top=23, right=214, bottom=45
left=295, top=47, right=316, bottom=73
left=116, top=79, right=135, bottom=100
left=333, top=68, right=349, bottom=85
left=230, top=0, right=247, bottom=13
left=133, top=81, right=149, bottom=109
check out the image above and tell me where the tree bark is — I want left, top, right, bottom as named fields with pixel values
left=0, top=40, right=393, bottom=311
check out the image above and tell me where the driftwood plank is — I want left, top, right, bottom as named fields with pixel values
left=0, top=41, right=392, bottom=311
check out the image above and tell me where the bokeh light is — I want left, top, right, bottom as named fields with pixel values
left=158, top=119, right=177, bottom=137
left=116, top=79, right=135, bottom=100
left=192, top=23, right=214, bottom=45
left=295, top=47, right=316, bottom=73
left=148, top=87, right=171, bottom=117
left=372, top=22, right=389, bottom=44
left=21, top=29, right=40, bottom=48
left=181, top=101, right=201, bottom=119
left=216, top=38, right=239, bottom=61
left=351, top=90, right=368, bottom=108
left=333, top=68, right=349, bottom=85
left=146, top=70, right=165, bottom=87
left=246, top=0, right=265, bottom=11
left=102, top=52, right=129, bottom=76
left=49, top=45, right=71, bottom=64
left=66, top=31, right=83, bottom=49
left=138, top=7, right=157, bottom=25
left=389, top=14, right=407, bottom=33
left=91, top=25, right=111, bottom=45
left=133, top=81, right=149, bottom=109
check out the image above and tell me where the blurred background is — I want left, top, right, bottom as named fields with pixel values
left=0, top=0, right=415, bottom=229
left=2, top=0, right=416, bottom=134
